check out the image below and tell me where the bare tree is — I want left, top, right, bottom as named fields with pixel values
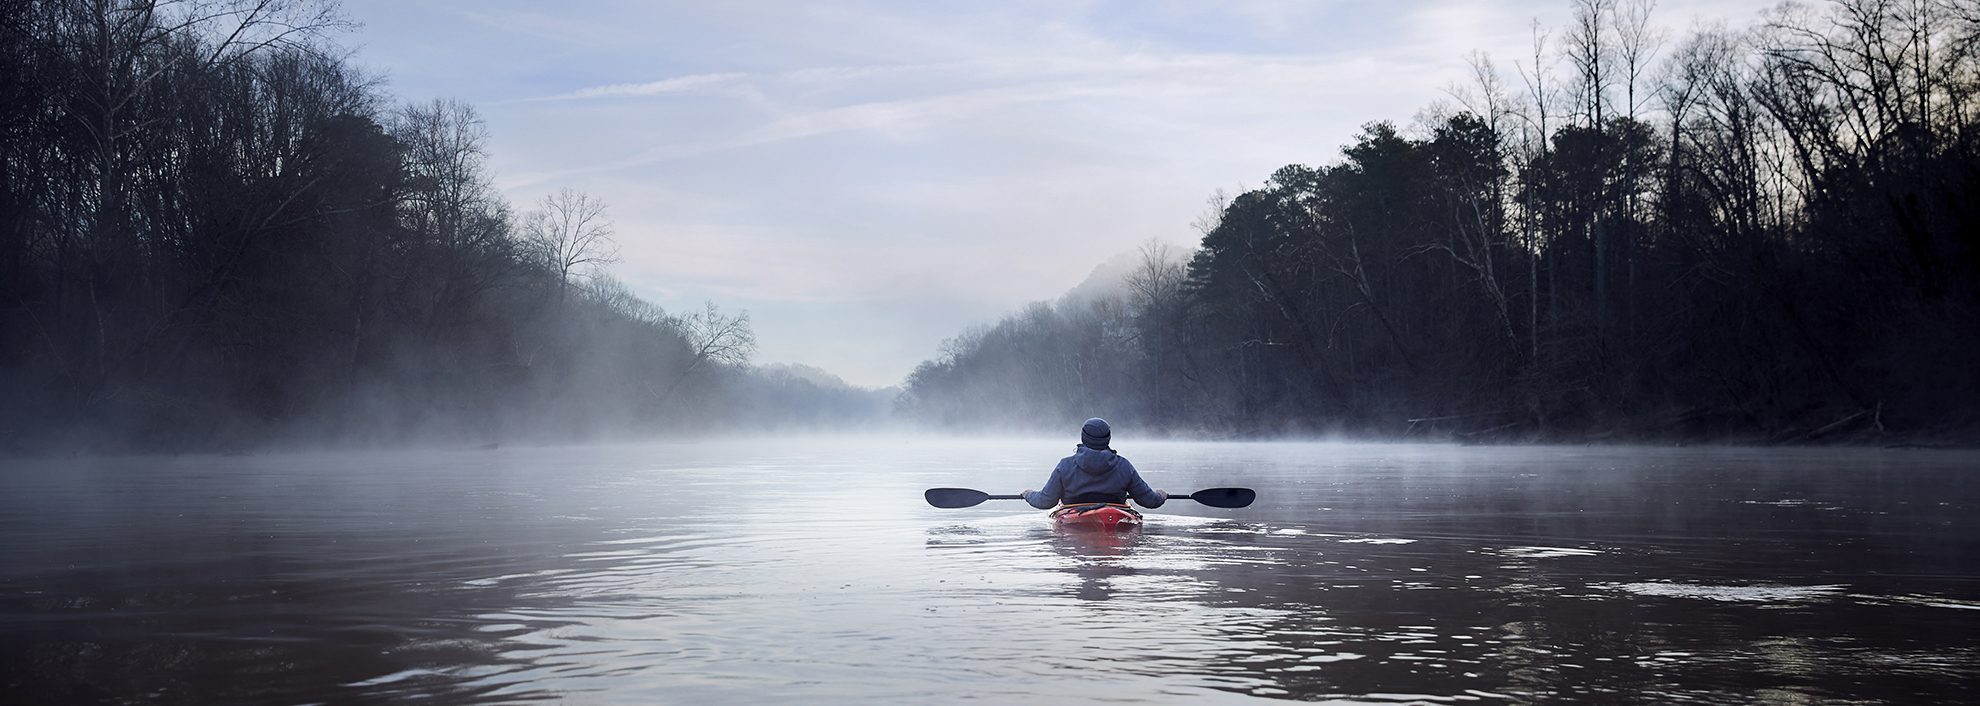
left=42, top=0, right=347, bottom=379
left=393, top=98, right=502, bottom=251
left=1124, top=238, right=1187, bottom=312
left=1566, top=0, right=1619, bottom=342
left=1189, top=188, right=1233, bottom=237
left=1445, top=50, right=1521, bottom=135
left=60, top=0, right=347, bottom=245
left=579, top=273, right=665, bottom=326
left=1449, top=52, right=1525, bottom=356
left=1423, top=113, right=1521, bottom=352
left=680, top=302, right=755, bottom=367
left=1514, top=20, right=1560, bottom=363
left=391, top=98, right=515, bottom=331
left=654, top=301, right=756, bottom=402
left=1613, top=0, right=1663, bottom=337
left=523, top=187, right=618, bottom=304
left=1615, top=0, right=1666, bottom=125
left=1565, top=0, right=1619, bottom=127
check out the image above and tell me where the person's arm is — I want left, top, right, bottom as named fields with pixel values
left=1022, top=464, right=1067, bottom=509
left=1120, top=457, right=1166, bottom=508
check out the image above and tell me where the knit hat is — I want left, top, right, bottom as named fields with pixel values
left=1080, top=417, right=1111, bottom=449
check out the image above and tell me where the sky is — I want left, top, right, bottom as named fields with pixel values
left=336, top=0, right=1781, bottom=388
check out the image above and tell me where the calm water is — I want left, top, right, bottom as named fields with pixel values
left=1, top=440, right=1976, bottom=704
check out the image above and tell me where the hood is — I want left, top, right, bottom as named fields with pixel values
left=1073, top=445, right=1118, bottom=475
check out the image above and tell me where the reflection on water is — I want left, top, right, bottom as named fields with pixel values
left=1, top=440, right=1977, bottom=703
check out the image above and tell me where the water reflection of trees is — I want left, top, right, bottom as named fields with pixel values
left=0, top=457, right=650, bottom=705
left=930, top=492, right=1979, bottom=704
left=1, top=532, right=588, bottom=704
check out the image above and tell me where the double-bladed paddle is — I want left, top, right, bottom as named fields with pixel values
left=923, top=487, right=1255, bottom=509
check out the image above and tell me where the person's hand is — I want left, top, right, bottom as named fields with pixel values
left=1021, top=489, right=1034, bottom=496
left=1156, top=488, right=1168, bottom=496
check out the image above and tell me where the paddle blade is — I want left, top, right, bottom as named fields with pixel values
left=1184, top=487, right=1256, bottom=508
left=925, top=487, right=991, bottom=508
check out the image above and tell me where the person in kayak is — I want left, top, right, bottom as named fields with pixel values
left=1022, top=418, right=1167, bottom=509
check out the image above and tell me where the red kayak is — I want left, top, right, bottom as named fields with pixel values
left=1050, top=503, right=1143, bottom=531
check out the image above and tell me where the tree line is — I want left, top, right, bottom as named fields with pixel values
left=0, top=0, right=888, bottom=453
left=902, top=0, right=1980, bottom=444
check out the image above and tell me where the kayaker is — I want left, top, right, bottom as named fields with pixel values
left=1022, top=418, right=1167, bottom=509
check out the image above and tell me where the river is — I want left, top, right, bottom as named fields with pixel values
left=2, top=440, right=1975, bottom=703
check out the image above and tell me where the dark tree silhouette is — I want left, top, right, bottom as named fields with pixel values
left=902, top=0, right=1980, bottom=444
left=0, top=0, right=886, bottom=453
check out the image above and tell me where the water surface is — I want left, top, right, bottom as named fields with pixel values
left=2, top=440, right=1976, bottom=703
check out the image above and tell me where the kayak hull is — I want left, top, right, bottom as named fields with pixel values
left=1050, top=503, right=1143, bottom=531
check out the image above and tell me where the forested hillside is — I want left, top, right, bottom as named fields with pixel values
left=0, top=0, right=885, bottom=452
left=902, top=0, right=1980, bottom=443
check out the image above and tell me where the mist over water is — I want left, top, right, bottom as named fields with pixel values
left=7, top=2, right=1979, bottom=703
left=3, top=440, right=1974, bottom=703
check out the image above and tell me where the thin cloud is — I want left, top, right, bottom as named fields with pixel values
left=538, top=71, right=749, bottom=100
left=496, top=50, right=1410, bottom=190
left=499, top=79, right=1106, bottom=190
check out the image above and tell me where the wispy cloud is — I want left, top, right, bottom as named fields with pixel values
left=538, top=72, right=750, bottom=100
left=497, top=49, right=1409, bottom=191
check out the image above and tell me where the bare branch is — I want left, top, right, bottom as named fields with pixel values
left=522, top=187, right=619, bottom=299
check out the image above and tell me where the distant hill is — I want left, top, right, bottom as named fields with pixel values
left=1055, top=247, right=1142, bottom=310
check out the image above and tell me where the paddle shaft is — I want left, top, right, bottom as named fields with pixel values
left=999, top=493, right=1195, bottom=501
left=980, top=493, right=1177, bottom=501
left=923, top=486, right=1254, bottom=509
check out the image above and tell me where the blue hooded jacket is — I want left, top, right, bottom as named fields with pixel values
left=1023, top=445, right=1166, bottom=509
